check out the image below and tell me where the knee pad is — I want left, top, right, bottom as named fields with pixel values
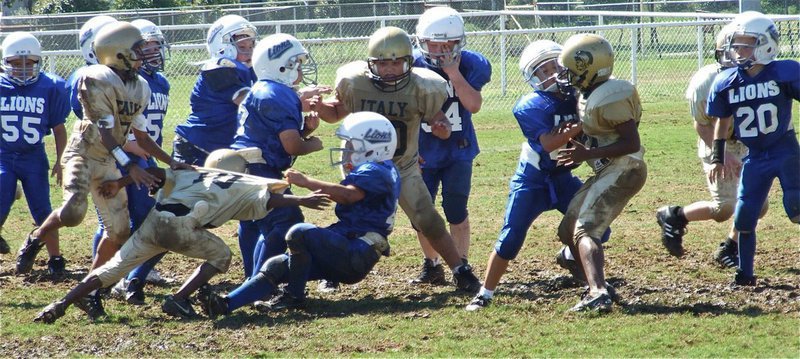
left=285, top=223, right=314, bottom=252
left=259, top=254, right=290, bottom=284
left=784, top=189, right=800, bottom=223
left=494, top=227, right=526, bottom=260
left=414, top=209, right=447, bottom=240
left=710, top=201, right=735, bottom=222
left=441, top=193, right=469, bottom=224
left=58, top=194, right=88, bottom=227
left=208, top=246, right=232, bottom=273
left=557, top=219, right=574, bottom=247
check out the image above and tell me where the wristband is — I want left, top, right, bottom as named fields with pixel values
left=111, top=146, right=132, bottom=169
left=710, top=139, right=726, bottom=165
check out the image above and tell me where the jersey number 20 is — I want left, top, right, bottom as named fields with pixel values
left=736, top=103, right=778, bottom=138
left=1, top=115, right=42, bottom=144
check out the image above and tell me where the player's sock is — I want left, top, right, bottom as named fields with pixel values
left=675, top=206, right=689, bottom=226
left=737, top=231, right=756, bottom=278
left=226, top=273, right=275, bottom=312
left=477, top=287, right=494, bottom=299
left=561, top=246, right=574, bottom=261
left=238, top=221, right=260, bottom=278
left=127, top=251, right=167, bottom=283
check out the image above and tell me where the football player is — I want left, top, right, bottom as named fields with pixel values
left=465, top=40, right=610, bottom=311
left=313, top=26, right=481, bottom=292
left=67, top=15, right=118, bottom=119
left=33, top=149, right=331, bottom=323
left=230, top=33, right=327, bottom=279
left=0, top=32, right=70, bottom=270
left=15, top=22, right=190, bottom=316
left=409, top=6, right=492, bottom=285
left=555, top=34, right=647, bottom=312
left=94, top=19, right=173, bottom=304
left=706, top=12, right=799, bottom=286
left=195, top=112, right=400, bottom=317
left=656, top=23, right=767, bottom=266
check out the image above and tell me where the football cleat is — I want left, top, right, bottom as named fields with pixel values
left=125, top=278, right=145, bottom=305
left=713, top=238, right=739, bottom=268
left=0, top=234, right=10, bottom=254
left=733, top=270, right=757, bottom=287
left=34, top=300, right=67, bottom=324
left=145, top=268, right=173, bottom=285
left=452, top=263, right=481, bottom=293
left=16, top=232, right=45, bottom=274
left=570, top=292, right=613, bottom=313
left=555, top=247, right=586, bottom=283
left=656, top=206, right=687, bottom=257
left=317, top=279, right=340, bottom=294
left=465, top=294, right=492, bottom=311
left=161, top=295, right=197, bottom=318
left=47, top=255, right=67, bottom=278
left=75, top=293, right=106, bottom=321
left=409, top=258, right=448, bottom=285
left=254, top=291, right=306, bottom=312
left=196, top=285, right=228, bottom=319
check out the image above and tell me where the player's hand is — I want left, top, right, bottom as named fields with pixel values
left=299, top=86, right=332, bottom=112
left=50, top=162, right=63, bottom=187
left=128, top=164, right=161, bottom=189
left=169, top=159, right=195, bottom=171
left=559, top=121, right=582, bottom=135
left=99, top=180, right=122, bottom=198
left=439, top=44, right=461, bottom=76
left=708, top=162, right=726, bottom=184
left=285, top=168, right=309, bottom=188
left=304, top=112, right=320, bottom=134
left=299, top=190, right=332, bottom=210
left=557, top=139, right=590, bottom=167
left=431, top=118, right=452, bottom=140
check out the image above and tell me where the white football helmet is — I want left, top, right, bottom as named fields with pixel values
left=79, top=15, right=118, bottom=65
left=131, top=19, right=170, bottom=72
left=728, top=11, right=779, bottom=69
left=1, top=32, right=42, bottom=86
left=714, top=23, right=736, bottom=68
left=206, top=15, right=257, bottom=60
left=252, top=33, right=317, bottom=86
left=415, top=6, right=466, bottom=67
left=519, top=39, right=563, bottom=92
left=330, top=112, right=397, bottom=177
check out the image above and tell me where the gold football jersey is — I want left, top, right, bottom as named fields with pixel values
left=77, top=64, right=150, bottom=159
left=685, top=64, right=735, bottom=140
left=335, top=61, right=447, bottom=170
left=157, top=168, right=289, bottom=228
left=580, top=78, right=644, bottom=160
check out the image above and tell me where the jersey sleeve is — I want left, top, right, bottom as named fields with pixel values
left=78, top=76, right=116, bottom=128
left=464, top=53, right=492, bottom=91
left=416, top=70, right=448, bottom=121
left=201, top=58, right=251, bottom=102
left=49, top=78, right=71, bottom=129
left=268, top=94, right=304, bottom=134
left=334, top=63, right=360, bottom=115
left=342, top=164, right=390, bottom=196
left=599, top=92, right=641, bottom=127
left=513, top=105, right=552, bottom=144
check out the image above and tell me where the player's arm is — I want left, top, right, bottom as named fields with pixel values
left=442, top=65, right=482, bottom=113
left=279, top=129, right=323, bottom=156
left=285, top=168, right=365, bottom=205
left=267, top=191, right=332, bottom=210
left=557, top=120, right=640, bottom=167
left=313, top=98, right=348, bottom=124
left=540, top=120, right=582, bottom=152
left=98, top=167, right=167, bottom=198
left=122, top=138, right=150, bottom=159
left=708, top=115, right=734, bottom=184
left=50, top=123, right=67, bottom=186
left=427, top=110, right=452, bottom=140
left=131, top=127, right=192, bottom=170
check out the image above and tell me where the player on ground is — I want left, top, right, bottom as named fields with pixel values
left=231, top=33, right=327, bottom=279
left=313, top=26, right=481, bottom=292
left=0, top=33, right=69, bottom=271
left=409, top=6, right=492, bottom=286
left=195, top=112, right=400, bottom=317
left=33, top=149, right=331, bottom=323
left=555, top=34, right=647, bottom=312
left=656, top=23, right=766, bottom=266
left=465, top=40, right=610, bottom=311
left=705, top=12, right=799, bottom=286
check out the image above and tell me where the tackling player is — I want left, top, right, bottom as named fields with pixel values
left=555, top=34, right=647, bottom=312
left=313, top=26, right=481, bottom=292
left=409, top=6, right=492, bottom=285
left=706, top=12, right=799, bottom=286
left=0, top=33, right=70, bottom=273
left=33, top=149, right=330, bottom=323
left=195, top=112, right=400, bottom=317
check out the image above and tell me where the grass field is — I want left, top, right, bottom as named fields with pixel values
left=1, top=73, right=799, bottom=356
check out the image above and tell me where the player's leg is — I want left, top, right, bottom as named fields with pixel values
left=0, top=157, right=17, bottom=254
left=776, top=138, right=800, bottom=224
left=733, top=156, right=773, bottom=285
left=90, top=162, right=131, bottom=271
left=441, top=160, right=473, bottom=261
left=237, top=220, right=260, bottom=277
left=412, top=166, right=446, bottom=284
left=20, top=150, right=64, bottom=276
left=205, top=254, right=288, bottom=317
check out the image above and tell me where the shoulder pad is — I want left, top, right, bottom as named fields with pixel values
left=685, top=64, right=719, bottom=101
left=584, top=79, right=635, bottom=113
left=201, top=66, right=243, bottom=91
left=335, top=61, right=368, bottom=83
left=770, top=59, right=800, bottom=82
left=202, top=57, right=238, bottom=71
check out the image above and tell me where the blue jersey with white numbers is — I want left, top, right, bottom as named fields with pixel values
left=0, top=72, right=70, bottom=153
left=66, top=65, right=88, bottom=119
left=413, top=50, right=491, bottom=168
left=329, top=160, right=401, bottom=238
left=139, top=69, right=170, bottom=147
left=175, top=57, right=256, bottom=152
left=707, top=60, right=800, bottom=152
left=231, top=79, right=303, bottom=172
left=512, top=90, right=580, bottom=173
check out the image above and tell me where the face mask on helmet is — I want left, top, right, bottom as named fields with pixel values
left=207, top=15, right=257, bottom=65
left=367, top=27, right=413, bottom=92
left=415, top=6, right=466, bottom=68
left=1, top=32, right=42, bottom=86
left=524, top=58, right=565, bottom=93
left=727, top=12, right=780, bottom=70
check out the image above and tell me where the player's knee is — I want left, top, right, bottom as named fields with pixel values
left=285, top=223, right=314, bottom=252
left=59, top=198, right=88, bottom=227
left=208, top=247, right=232, bottom=273
left=784, top=190, right=799, bottom=223
left=415, top=210, right=447, bottom=241
left=494, top=235, right=522, bottom=261
left=710, top=201, right=735, bottom=222
left=441, top=194, right=469, bottom=224
left=557, top=220, right=574, bottom=246
left=259, top=254, right=289, bottom=284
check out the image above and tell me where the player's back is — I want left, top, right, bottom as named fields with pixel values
left=158, top=168, right=288, bottom=228
left=335, top=61, right=447, bottom=170
left=330, top=160, right=400, bottom=238
left=580, top=78, right=643, bottom=157
left=0, top=72, right=70, bottom=153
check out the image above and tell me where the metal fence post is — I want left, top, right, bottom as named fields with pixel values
left=696, top=17, right=704, bottom=70
left=631, top=26, right=638, bottom=85
left=500, top=13, right=507, bottom=96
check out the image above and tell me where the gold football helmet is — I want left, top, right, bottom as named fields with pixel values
left=93, top=21, right=145, bottom=75
left=367, top=26, right=413, bottom=92
left=205, top=149, right=247, bottom=173
left=557, top=33, right=614, bottom=91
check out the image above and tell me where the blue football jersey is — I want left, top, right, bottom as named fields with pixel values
left=512, top=90, right=580, bottom=173
left=0, top=72, right=70, bottom=153
left=707, top=59, right=800, bottom=152
left=231, top=80, right=303, bottom=172
left=175, top=57, right=257, bottom=152
left=413, top=50, right=491, bottom=167
left=139, top=69, right=170, bottom=147
left=330, top=160, right=401, bottom=238
left=66, top=66, right=88, bottom=119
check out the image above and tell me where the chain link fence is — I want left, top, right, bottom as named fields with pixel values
left=6, top=11, right=800, bottom=128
